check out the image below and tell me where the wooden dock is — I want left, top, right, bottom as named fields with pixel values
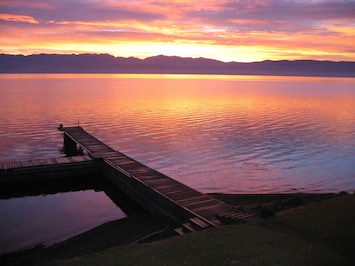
left=61, top=126, right=257, bottom=231
left=0, top=155, right=96, bottom=184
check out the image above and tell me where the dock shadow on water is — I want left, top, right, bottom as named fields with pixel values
left=0, top=175, right=143, bottom=255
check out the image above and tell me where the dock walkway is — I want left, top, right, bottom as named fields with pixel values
left=0, top=155, right=95, bottom=183
left=62, top=126, right=256, bottom=229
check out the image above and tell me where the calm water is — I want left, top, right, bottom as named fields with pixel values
left=1, top=74, right=354, bottom=194
left=0, top=74, right=355, bottom=252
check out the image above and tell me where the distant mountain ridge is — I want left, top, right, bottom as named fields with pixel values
left=1, top=54, right=354, bottom=77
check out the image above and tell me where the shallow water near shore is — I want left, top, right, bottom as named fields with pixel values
left=0, top=190, right=126, bottom=255
left=0, top=175, right=143, bottom=255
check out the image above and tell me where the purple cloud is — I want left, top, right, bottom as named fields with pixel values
left=0, top=0, right=165, bottom=23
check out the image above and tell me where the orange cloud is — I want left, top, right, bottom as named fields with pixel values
left=0, top=13, right=39, bottom=24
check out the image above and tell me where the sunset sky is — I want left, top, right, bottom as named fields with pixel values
left=1, top=0, right=355, bottom=62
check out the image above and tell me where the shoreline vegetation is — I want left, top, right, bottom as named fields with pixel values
left=1, top=192, right=354, bottom=265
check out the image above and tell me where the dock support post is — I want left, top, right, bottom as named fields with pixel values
left=64, top=134, right=78, bottom=156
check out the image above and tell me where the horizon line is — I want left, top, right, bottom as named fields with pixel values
left=2, top=53, right=355, bottom=64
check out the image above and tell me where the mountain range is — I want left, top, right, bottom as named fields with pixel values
left=1, top=54, right=354, bottom=77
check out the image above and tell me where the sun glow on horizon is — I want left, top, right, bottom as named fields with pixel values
left=1, top=1, right=355, bottom=62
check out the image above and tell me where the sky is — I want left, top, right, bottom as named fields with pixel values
left=1, top=0, right=355, bottom=62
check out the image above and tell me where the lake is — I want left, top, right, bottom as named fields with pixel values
left=1, top=74, right=354, bottom=193
left=1, top=74, right=354, bottom=252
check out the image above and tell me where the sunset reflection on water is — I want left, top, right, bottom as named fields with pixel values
left=0, top=74, right=354, bottom=193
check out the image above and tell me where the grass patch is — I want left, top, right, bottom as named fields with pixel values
left=266, top=192, right=355, bottom=260
left=51, top=225, right=344, bottom=266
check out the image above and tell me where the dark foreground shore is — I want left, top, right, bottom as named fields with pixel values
left=1, top=192, right=353, bottom=266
